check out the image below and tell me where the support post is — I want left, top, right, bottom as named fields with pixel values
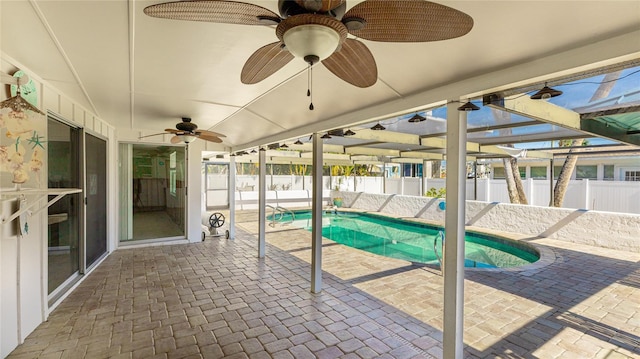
left=382, top=163, right=386, bottom=194
left=549, top=158, right=554, bottom=206
left=228, top=155, right=236, bottom=239
left=258, top=148, right=266, bottom=258
left=311, top=133, right=323, bottom=293
left=473, top=160, right=478, bottom=200
left=443, top=101, right=466, bottom=359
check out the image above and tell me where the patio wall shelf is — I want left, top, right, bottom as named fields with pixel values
left=0, top=187, right=83, bottom=226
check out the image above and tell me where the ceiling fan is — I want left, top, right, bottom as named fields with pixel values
left=143, top=0, right=474, bottom=88
left=139, top=117, right=226, bottom=144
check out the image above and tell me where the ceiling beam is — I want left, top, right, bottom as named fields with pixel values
left=349, top=128, right=420, bottom=145
left=479, top=145, right=553, bottom=159
left=420, top=137, right=481, bottom=152
left=344, top=147, right=400, bottom=156
left=485, top=94, right=640, bottom=146
left=290, top=143, right=344, bottom=153
left=400, top=151, right=444, bottom=160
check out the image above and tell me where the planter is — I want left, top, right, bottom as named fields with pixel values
left=333, top=198, right=343, bottom=207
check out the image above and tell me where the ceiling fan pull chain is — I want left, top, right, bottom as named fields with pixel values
left=308, top=62, right=314, bottom=110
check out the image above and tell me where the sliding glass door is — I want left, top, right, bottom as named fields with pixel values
left=119, top=143, right=186, bottom=242
left=85, top=134, right=107, bottom=268
left=47, top=117, right=81, bottom=297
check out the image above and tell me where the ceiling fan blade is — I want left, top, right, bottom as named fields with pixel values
left=241, top=42, right=294, bottom=84
left=295, top=0, right=345, bottom=12
left=344, top=0, right=473, bottom=42
left=196, top=129, right=226, bottom=138
left=144, top=0, right=280, bottom=25
left=197, top=134, right=223, bottom=143
left=322, top=39, right=377, bottom=88
left=164, top=128, right=179, bottom=133
left=170, top=135, right=182, bottom=144
left=138, top=132, right=168, bottom=139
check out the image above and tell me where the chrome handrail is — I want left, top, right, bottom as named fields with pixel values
left=266, top=205, right=295, bottom=227
left=433, top=230, right=444, bottom=268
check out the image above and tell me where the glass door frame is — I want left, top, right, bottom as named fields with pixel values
left=83, top=129, right=109, bottom=272
left=46, top=113, right=85, bottom=304
left=118, top=142, right=189, bottom=244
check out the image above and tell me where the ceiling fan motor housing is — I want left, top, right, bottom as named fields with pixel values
left=176, top=117, right=197, bottom=132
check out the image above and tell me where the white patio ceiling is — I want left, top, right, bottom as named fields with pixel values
left=1, top=0, right=639, bottom=161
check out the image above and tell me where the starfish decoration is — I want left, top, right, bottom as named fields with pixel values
left=27, top=131, right=45, bottom=149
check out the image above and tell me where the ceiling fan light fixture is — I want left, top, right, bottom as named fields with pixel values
left=371, top=123, right=385, bottom=131
left=178, top=133, right=197, bottom=143
left=344, top=129, right=356, bottom=136
left=531, top=83, right=563, bottom=100
left=457, top=101, right=480, bottom=111
left=408, top=113, right=426, bottom=122
left=283, top=24, right=341, bottom=62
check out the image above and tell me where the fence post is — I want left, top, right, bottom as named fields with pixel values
left=485, top=178, right=491, bottom=202
left=583, top=179, right=590, bottom=209
left=527, top=178, right=534, bottom=205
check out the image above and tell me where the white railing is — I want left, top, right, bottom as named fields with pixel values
left=205, top=174, right=640, bottom=214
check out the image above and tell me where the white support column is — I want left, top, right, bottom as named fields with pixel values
left=228, top=155, right=236, bottom=240
left=382, top=163, right=386, bottom=194
left=527, top=178, right=534, bottom=204
left=311, top=133, right=323, bottom=293
left=258, top=148, right=266, bottom=258
left=443, top=101, right=466, bottom=359
left=422, top=160, right=428, bottom=196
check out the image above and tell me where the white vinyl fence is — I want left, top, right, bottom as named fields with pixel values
left=205, top=174, right=640, bottom=214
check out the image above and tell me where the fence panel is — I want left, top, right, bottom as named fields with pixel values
left=590, top=181, right=640, bottom=213
left=385, top=178, right=402, bottom=194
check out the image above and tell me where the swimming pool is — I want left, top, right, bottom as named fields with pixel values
left=271, top=211, right=539, bottom=268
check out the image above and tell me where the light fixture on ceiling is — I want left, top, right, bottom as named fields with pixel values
left=294, top=138, right=303, bottom=145
left=280, top=143, right=289, bottom=148
left=408, top=113, right=426, bottom=122
left=344, top=129, right=356, bottom=136
left=250, top=149, right=257, bottom=154
left=282, top=24, right=342, bottom=65
left=321, top=133, right=332, bottom=139
left=531, top=83, right=563, bottom=100
left=177, top=133, right=198, bottom=143
left=457, top=101, right=480, bottom=111
left=371, top=123, right=385, bottom=131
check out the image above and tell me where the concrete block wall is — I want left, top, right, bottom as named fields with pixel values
left=333, top=191, right=640, bottom=253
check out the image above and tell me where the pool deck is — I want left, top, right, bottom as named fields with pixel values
left=8, top=209, right=640, bottom=358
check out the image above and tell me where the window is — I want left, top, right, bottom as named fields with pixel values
left=492, top=166, right=524, bottom=179
left=625, top=170, right=640, bottom=181
left=530, top=166, right=547, bottom=179
left=553, top=165, right=564, bottom=180
left=604, top=165, right=614, bottom=180
left=576, top=165, right=597, bottom=180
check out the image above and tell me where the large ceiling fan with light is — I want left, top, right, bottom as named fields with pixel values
left=144, top=0, right=474, bottom=89
left=140, top=117, right=226, bottom=144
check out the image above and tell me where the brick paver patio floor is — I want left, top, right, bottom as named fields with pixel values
left=7, top=210, right=640, bottom=358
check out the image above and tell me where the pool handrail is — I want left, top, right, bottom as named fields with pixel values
left=266, top=205, right=295, bottom=227
left=433, top=230, right=444, bottom=268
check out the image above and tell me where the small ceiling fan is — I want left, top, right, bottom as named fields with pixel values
left=144, top=0, right=474, bottom=88
left=140, top=117, right=226, bottom=144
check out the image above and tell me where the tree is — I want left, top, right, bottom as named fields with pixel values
left=552, top=70, right=622, bottom=207
left=490, top=108, right=528, bottom=204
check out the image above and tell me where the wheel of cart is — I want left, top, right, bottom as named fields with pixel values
left=203, top=212, right=229, bottom=241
